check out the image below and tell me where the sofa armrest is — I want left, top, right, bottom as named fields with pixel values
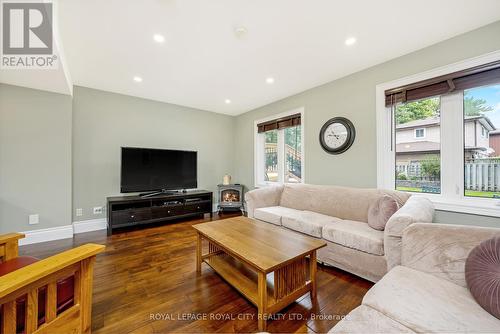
left=245, top=185, right=284, bottom=218
left=384, top=196, right=434, bottom=270
left=401, top=223, right=500, bottom=287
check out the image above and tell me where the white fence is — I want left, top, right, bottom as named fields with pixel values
left=465, top=162, right=500, bottom=191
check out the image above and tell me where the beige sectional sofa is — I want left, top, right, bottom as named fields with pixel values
left=245, top=184, right=435, bottom=282
left=331, top=223, right=500, bottom=333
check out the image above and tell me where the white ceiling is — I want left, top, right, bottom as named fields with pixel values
left=3, top=1, right=500, bottom=115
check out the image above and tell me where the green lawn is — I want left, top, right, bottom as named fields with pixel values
left=396, top=186, right=500, bottom=198
left=396, top=186, right=424, bottom=193
left=465, top=190, right=500, bottom=198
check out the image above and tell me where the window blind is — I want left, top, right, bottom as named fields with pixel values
left=385, top=60, right=500, bottom=106
left=257, top=113, right=301, bottom=133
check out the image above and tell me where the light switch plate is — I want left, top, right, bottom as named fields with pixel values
left=93, top=206, right=103, bottom=215
left=76, top=208, right=83, bottom=217
left=29, top=214, right=39, bottom=225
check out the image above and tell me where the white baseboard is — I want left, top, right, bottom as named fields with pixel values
left=18, top=219, right=108, bottom=246
left=21, top=211, right=234, bottom=245
left=19, top=225, right=74, bottom=246
left=73, top=218, right=108, bottom=234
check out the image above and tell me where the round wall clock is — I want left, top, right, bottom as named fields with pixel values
left=319, top=117, right=356, bottom=154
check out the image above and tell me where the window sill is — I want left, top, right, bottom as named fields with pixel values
left=408, top=192, right=500, bottom=217
left=254, top=182, right=277, bottom=188
left=254, top=181, right=303, bottom=189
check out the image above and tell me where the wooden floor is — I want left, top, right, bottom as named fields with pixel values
left=20, top=213, right=372, bottom=334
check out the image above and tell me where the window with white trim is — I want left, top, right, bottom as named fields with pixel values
left=414, top=128, right=426, bottom=138
left=254, top=109, right=304, bottom=186
left=393, top=88, right=500, bottom=197
left=377, top=57, right=500, bottom=216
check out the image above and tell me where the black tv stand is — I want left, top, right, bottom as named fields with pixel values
left=107, top=190, right=213, bottom=235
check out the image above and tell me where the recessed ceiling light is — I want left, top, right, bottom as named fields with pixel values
left=225, top=99, right=231, bottom=104
left=153, top=34, right=165, bottom=43
left=266, top=77, right=275, bottom=84
left=345, top=37, right=357, bottom=46
left=133, top=76, right=143, bottom=82
left=234, top=26, right=247, bottom=38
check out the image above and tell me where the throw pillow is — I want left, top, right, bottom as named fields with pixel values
left=465, top=236, right=500, bottom=320
left=367, top=195, right=399, bottom=231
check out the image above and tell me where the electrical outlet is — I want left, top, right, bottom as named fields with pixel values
left=29, top=214, right=39, bottom=225
left=76, top=208, right=83, bottom=217
left=93, top=206, right=103, bottom=215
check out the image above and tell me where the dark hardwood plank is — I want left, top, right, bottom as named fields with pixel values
left=20, top=213, right=372, bottom=333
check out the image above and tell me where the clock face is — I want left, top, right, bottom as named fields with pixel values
left=323, top=123, right=348, bottom=149
left=319, top=117, right=356, bottom=154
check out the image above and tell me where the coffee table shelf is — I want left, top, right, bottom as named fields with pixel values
left=204, top=254, right=276, bottom=306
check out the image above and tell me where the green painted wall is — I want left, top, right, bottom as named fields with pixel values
left=0, top=85, right=234, bottom=230
left=72, top=86, right=234, bottom=221
left=2, top=21, right=500, bottom=232
left=0, top=84, right=73, bottom=233
left=233, top=21, right=500, bottom=226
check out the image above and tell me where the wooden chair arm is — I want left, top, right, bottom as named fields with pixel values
left=0, top=243, right=104, bottom=300
left=0, top=233, right=25, bottom=261
left=0, top=233, right=25, bottom=245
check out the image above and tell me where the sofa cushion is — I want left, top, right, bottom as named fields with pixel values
left=367, top=195, right=399, bottom=231
left=279, top=184, right=410, bottom=223
left=318, top=241, right=388, bottom=282
left=401, top=223, right=500, bottom=288
left=363, top=266, right=500, bottom=333
left=282, top=211, right=338, bottom=238
left=253, top=206, right=303, bottom=226
left=0, top=256, right=39, bottom=276
left=322, top=220, right=385, bottom=255
left=329, top=305, right=415, bottom=333
left=465, top=236, right=500, bottom=319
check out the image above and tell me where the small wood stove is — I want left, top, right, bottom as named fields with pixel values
left=217, top=184, right=244, bottom=213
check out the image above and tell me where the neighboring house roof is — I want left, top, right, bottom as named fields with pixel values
left=396, top=141, right=440, bottom=153
left=466, top=115, right=496, bottom=131
left=396, top=115, right=496, bottom=131
left=396, top=141, right=487, bottom=153
left=490, top=129, right=500, bottom=135
left=396, top=117, right=440, bottom=129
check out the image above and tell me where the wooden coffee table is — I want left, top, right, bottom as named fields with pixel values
left=193, top=216, right=326, bottom=331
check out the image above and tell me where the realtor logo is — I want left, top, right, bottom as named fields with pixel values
left=1, top=1, right=57, bottom=69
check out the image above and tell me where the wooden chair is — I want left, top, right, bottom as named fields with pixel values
left=0, top=233, right=104, bottom=334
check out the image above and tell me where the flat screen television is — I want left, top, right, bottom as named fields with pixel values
left=120, top=147, right=197, bottom=193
